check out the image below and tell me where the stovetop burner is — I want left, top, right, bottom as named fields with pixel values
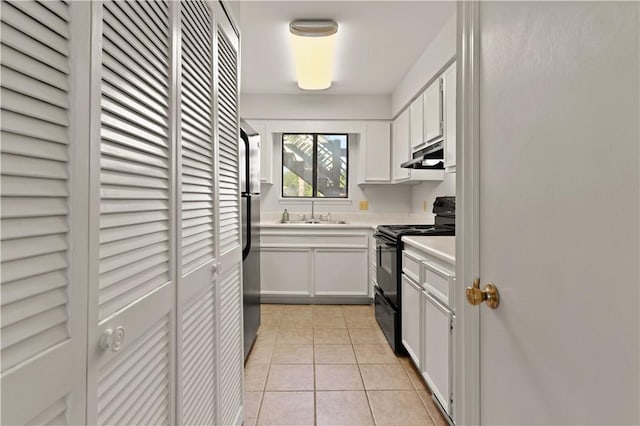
left=376, top=224, right=455, bottom=241
left=375, top=196, right=456, bottom=242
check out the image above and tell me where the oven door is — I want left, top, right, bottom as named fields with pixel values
left=374, top=232, right=399, bottom=306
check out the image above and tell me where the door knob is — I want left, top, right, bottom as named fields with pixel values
left=100, top=326, right=126, bottom=352
left=465, top=278, right=500, bottom=309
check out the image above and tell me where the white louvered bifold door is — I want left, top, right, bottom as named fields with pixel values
left=87, top=1, right=176, bottom=424
left=177, top=1, right=217, bottom=425
left=215, top=5, right=244, bottom=425
left=0, top=1, right=90, bottom=425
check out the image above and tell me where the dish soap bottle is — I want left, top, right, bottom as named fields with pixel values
left=282, top=208, right=289, bottom=222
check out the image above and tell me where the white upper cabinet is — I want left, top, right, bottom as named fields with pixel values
left=358, top=121, right=391, bottom=183
left=443, top=62, right=456, bottom=172
left=392, top=109, right=411, bottom=182
left=423, top=78, right=444, bottom=143
left=392, top=109, right=444, bottom=183
left=409, top=95, right=424, bottom=150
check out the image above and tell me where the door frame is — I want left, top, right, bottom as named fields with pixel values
left=454, top=1, right=481, bottom=425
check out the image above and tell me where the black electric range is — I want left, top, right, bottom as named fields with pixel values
left=373, top=196, right=455, bottom=354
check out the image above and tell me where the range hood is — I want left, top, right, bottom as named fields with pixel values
left=400, top=140, right=444, bottom=169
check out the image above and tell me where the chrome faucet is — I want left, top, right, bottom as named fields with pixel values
left=311, top=200, right=315, bottom=221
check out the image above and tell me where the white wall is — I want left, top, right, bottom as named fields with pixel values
left=391, top=15, right=456, bottom=118
left=260, top=133, right=413, bottom=214
left=410, top=173, right=456, bottom=219
left=241, top=94, right=391, bottom=120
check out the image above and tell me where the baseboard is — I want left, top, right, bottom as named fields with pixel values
left=260, top=294, right=373, bottom=304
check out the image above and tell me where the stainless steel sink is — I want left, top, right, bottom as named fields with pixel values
left=279, top=220, right=348, bottom=225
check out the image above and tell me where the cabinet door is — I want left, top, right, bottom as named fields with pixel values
left=443, top=63, right=456, bottom=171
left=409, top=95, right=424, bottom=150
left=87, top=1, right=176, bottom=424
left=215, top=7, right=244, bottom=426
left=423, top=79, right=443, bottom=143
left=1, top=2, right=89, bottom=424
left=401, top=276, right=422, bottom=368
left=314, top=249, right=368, bottom=296
left=361, top=121, right=391, bottom=182
left=392, top=109, right=410, bottom=182
left=178, top=2, right=217, bottom=425
left=261, top=249, right=312, bottom=295
left=422, top=291, right=453, bottom=416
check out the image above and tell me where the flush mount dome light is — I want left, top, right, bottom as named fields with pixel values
left=289, top=20, right=338, bottom=90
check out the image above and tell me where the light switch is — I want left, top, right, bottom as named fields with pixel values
left=423, top=200, right=428, bottom=211
left=359, top=200, right=369, bottom=210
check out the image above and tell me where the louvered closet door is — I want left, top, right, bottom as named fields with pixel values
left=87, top=1, right=175, bottom=424
left=0, top=1, right=90, bottom=425
left=177, top=1, right=217, bottom=425
left=215, top=5, right=244, bottom=425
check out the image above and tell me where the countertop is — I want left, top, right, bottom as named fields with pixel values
left=402, top=235, right=455, bottom=264
left=261, top=212, right=435, bottom=231
left=261, top=221, right=375, bottom=230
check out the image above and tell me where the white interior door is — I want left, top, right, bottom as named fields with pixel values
left=87, top=1, right=176, bottom=424
left=214, top=5, right=244, bottom=425
left=473, top=2, right=639, bottom=424
left=177, top=1, right=218, bottom=425
left=1, top=2, right=90, bottom=424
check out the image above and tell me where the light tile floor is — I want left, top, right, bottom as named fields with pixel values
left=243, top=304, right=449, bottom=426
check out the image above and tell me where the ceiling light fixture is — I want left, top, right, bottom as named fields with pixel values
left=289, top=20, right=338, bottom=91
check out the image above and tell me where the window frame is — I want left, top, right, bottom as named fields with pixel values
left=281, top=133, right=349, bottom=199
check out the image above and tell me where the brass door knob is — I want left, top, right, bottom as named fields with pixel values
left=465, top=278, right=500, bottom=309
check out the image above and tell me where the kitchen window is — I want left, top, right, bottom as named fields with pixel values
left=281, top=133, right=348, bottom=198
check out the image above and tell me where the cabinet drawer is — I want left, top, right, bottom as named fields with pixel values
left=402, top=250, right=423, bottom=282
left=262, top=233, right=368, bottom=247
left=422, top=261, right=453, bottom=304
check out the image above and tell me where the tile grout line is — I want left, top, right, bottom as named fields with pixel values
left=344, top=308, right=379, bottom=426
left=313, top=325, right=317, bottom=426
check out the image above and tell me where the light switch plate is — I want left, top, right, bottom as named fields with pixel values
left=359, top=200, right=369, bottom=211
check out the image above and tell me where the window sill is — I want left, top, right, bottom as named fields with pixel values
left=278, top=198, right=353, bottom=206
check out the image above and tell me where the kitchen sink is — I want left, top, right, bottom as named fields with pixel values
left=279, top=219, right=348, bottom=225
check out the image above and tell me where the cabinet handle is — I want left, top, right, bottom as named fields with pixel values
left=99, top=326, right=126, bottom=352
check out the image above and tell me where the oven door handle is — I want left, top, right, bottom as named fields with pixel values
left=373, top=232, right=397, bottom=246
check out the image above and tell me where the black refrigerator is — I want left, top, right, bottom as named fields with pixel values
left=240, top=120, right=261, bottom=360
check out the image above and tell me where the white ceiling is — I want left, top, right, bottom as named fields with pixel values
left=238, top=1, right=456, bottom=95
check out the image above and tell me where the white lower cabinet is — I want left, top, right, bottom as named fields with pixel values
left=401, top=275, right=422, bottom=367
left=315, top=249, right=369, bottom=296
left=260, top=227, right=371, bottom=302
left=262, top=249, right=312, bottom=295
left=401, top=237, right=455, bottom=422
left=422, top=290, right=453, bottom=416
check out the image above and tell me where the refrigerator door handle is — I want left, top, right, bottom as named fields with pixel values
left=241, top=130, right=252, bottom=261
left=242, top=193, right=251, bottom=260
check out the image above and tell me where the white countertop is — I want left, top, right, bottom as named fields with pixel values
left=261, top=212, right=434, bottom=231
left=402, top=236, right=456, bottom=264
left=261, top=222, right=375, bottom=230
